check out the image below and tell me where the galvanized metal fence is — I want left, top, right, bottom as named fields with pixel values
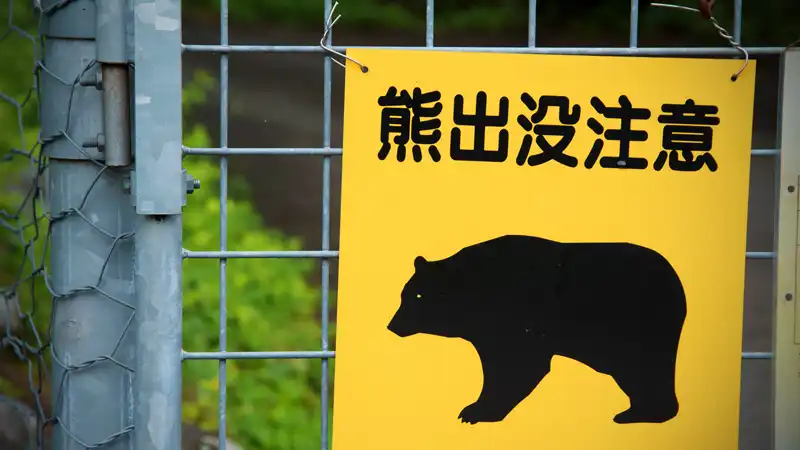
left=0, top=0, right=799, bottom=449
left=1, top=1, right=138, bottom=449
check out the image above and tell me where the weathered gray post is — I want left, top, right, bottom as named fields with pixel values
left=773, top=46, right=800, bottom=450
left=130, top=0, right=184, bottom=449
left=41, top=0, right=136, bottom=448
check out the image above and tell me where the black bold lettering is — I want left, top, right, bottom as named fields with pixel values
left=378, top=86, right=443, bottom=162
left=516, top=94, right=581, bottom=167
left=654, top=99, right=720, bottom=172
left=584, top=95, right=651, bottom=170
left=450, top=91, right=510, bottom=163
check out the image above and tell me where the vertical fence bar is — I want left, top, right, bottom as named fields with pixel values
left=219, top=0, right=230, bottom=448
left=321, top=2, right=333, bottom=448
left=528, top=0, right=537, bottom=47
left=773, top=47, right=800, bottom=450
left=629, top=0, right=639, bottom=48
left=130, top=0, right=184, bottom=449
left=426, top=0, right=434, bottom=47
left=733, top=0, right=743, bottom=44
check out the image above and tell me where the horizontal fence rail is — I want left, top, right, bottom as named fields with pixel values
left=182, top=44, right=789, bottom=56
left=180, top=351, right=771, bottom=361
left=183, top=147, right=782, bottom=157
left=183, top=250, right=339, bottom=259
left=183, top=250, right=775, bottom=259
left=182, top=344, right=772, bottom=362
left=182, top=351, right=336, bottom=360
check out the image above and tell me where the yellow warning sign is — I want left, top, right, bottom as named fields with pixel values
left=332, top=49, right=756, bottom=450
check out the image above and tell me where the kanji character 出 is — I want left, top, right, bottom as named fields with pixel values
left=450, top=91, right=510, bottom=163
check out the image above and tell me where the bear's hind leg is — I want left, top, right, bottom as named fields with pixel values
left=611, top=359, right=679, bottom=424
left=458, top=340, right=552, bottom=425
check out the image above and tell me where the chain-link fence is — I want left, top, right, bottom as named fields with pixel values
left=1, top=1, right=135, bottom=449
left=1, top=1, right=52, bottom=448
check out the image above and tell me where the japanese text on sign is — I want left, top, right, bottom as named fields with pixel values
left=378, top=88, right=721, bottom=172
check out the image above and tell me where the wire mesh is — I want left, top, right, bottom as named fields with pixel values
left=178, top=1, right=780, bottom=449
left=176, top=2, right=779, bottom=450
left=0, top=1, right=55, bottom=448
left=0, top=1, right=134, bottom=449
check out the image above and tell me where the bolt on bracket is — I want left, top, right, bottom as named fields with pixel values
left=83, top=133, right=106, bottom=152
left=184, top=170, right=200, bottom=194
left=79, top=70, right=103, bottom=89
left=181, top=169, right=200, bottom=207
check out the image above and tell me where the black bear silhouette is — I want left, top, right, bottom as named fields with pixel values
left=387, top=234, right=686, bottom=425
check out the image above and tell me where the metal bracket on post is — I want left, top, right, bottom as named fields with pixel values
left=131, top=0, right=183, bottom=215
left=125, top=169, right=200, bottom=207
left=773, top=47, right=800, bottom=450
left=96, top=0, right=132, bottom=167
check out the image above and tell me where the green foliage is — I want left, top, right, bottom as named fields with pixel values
left=188, top=0, right=418, bottom=31
left=0, top=2, right=51, bottom=348
left=181, top=71, right=335, bottom=449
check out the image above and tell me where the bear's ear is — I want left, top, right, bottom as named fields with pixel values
left=414, top=256, right=427, bottom=271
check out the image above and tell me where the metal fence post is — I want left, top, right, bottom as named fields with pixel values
left=41, top=0, right=136, bottom=448
left=130, top=0, right=184, bottom=449
left=773, top=46, right=800, bottom=450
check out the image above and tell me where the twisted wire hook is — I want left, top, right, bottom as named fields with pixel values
left=320, top=2, right=369, bottom=73
left=651, top=2, right=749, bottom=81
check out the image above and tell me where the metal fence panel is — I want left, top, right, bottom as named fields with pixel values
left=179, top=1, right=791, bottom=450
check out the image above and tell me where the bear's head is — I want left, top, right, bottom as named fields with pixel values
left=387, top=255, right=469, bottom=339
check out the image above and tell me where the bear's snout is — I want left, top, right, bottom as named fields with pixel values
left=387, top=306, right=418, bottom=338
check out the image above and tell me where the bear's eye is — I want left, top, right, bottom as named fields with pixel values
left=416, top=293, right=423, bottom=299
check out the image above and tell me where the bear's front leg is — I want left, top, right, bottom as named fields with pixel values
left=458, top=339, right=552, bottom=425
